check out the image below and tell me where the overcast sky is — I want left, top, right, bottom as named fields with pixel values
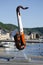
left=0, top=0, right=43, bottom=28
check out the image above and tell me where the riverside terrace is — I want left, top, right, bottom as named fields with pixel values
left=0, top=48, right=43, bottom=65
left=0, top=40, right=43, bottom=65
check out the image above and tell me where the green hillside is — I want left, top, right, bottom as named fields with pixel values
left=24, top=27, right=43, bottom=35
left=0, top=22, right=43, bottom=35
left=0, top=22, right=17, bottom=31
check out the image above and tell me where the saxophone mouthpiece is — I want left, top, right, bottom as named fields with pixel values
left=25, top=7, right=29, bottom=9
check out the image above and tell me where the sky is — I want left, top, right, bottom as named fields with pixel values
left=0, top=0, right=43, bottom=28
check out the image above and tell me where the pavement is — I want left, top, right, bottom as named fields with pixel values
left=0, top=59, right=43, bottom=65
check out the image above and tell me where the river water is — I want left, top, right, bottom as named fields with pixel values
left=25, top=43, right=43, bottom=56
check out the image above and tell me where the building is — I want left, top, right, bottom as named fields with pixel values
left=25, top=34, right=31, bottom=40
left=31, top=32, right=40, bottom=39
left=0, top=28, right=10, bottom=40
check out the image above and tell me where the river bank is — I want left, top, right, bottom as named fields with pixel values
left=26, top=39, right=43, bottom=43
